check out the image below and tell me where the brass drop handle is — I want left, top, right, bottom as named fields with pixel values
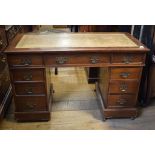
left=23, top=74, right=32, bottom=81
left=121, top=89, right=126, bottom=92
left=119, top=101, right=126, bottom=105
left=20, top=58, right=32, bottom=66
left=56, top=57, right=68, bottom=64
left=122, top=55, right=132, bottom=64
left=26, top=103, right=36, bottom=110
left=25, top=88, right=33, bottom=94
left=116, top=98, right=127, bottom=105
left=120, top=83, right=128, bottom=92
left=90, top=56, right=99, bottom=64
left=120, top=72, right=130, bottom=78
left=27, top=91, right=33, bottom=94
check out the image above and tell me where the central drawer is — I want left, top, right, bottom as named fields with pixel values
left=44, top=54, right=110, bottom=66
left=15, top=96, right=47, bottom=112
left=14, top=83, right=45, bottom=95
left=110, top=67, right=142, bottom=80
left=11, top=68, right=44, bottom=82
left=109, top=80, right=139, bottom=94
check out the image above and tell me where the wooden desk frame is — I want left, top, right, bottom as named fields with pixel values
left=5, top=32, right=149, bottom=122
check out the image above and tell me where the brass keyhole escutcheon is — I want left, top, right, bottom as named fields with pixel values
left=23, top=73, right=32, bottom=81
left=20, top=57, right=32, bottom=66
left=123, top=55, right=133, bottom=64
left=25, top=88, right=33, bottom=94
left=90, top=56, right=99, bottom=64
left=116, top=98, right=127, bottom=105
left=25, top=102, right=36, bottom=110
left=120, top=83, right=128, bottom=92
left=120, top=72, right=130, bottom=78
left=56, top=57, right=68, bottom=64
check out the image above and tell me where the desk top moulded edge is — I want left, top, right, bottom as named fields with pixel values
left=4, top=32, right=150, bottom=54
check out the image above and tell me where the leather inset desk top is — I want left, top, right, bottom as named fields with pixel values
left=15, top=33, right=139, bottom=48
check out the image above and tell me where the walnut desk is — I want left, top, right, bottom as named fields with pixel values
left=5, top=32, right=149, bottom=122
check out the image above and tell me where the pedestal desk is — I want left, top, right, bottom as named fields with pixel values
left=5, top=32, right=149, bottom=121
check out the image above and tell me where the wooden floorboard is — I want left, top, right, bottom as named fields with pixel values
left=1, top=67, right=155, bottom=130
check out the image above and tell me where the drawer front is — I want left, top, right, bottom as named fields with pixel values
left=111, top=53, right=145, bottom=64
left=15, top=96, right=47, bottom=112
left=110, top=67, right=142, bottom=80
left=7, top=54, right=43, bottom=67
left=109, top=81, right=139, bottom=94
left=14, top=83, right=45, bottom=95
left=11, top=69, right=44, bottom=82
left=44, top=54, right=110, bottom=66
left=108, top=95, right=137, bottom=108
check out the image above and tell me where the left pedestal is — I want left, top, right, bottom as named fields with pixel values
left=7, top=54, right=52, bottom=122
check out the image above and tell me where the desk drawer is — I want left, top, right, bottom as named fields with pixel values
left=109, top=81, right=139, bottom=94
left=44, top=54, right=110, bottom=66
left=108, top=95, right=137, bottom=108
left=7, top=54, right=43, bottom=67
left=15, top=96, right=47, bottom=112
left=110, top=67, right=142, bottom=80
left=14, top=83, right=45, bottom=95
left=11, top=68, right=44, bottom=82
left=111, top=53, right=145, bottom=64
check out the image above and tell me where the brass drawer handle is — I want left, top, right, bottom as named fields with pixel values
left=90, top=56, right=99, bottom=64
left=120, top=83, right=128, bottom=92
left=25, top=88, right=33, bottom=94
left=116, top=98, right=127, bottom=105
left=20, top=58, right=32, bottom=66
left=26, top=103, right=36, bottom=110
left=56, top=57, right=68, bottom=64
left=120, top=72, right=130, bottom=78
left=122, top=55, right=133, bottom=64
left=23, top=74, right=32, bottom=81
left=27, top=91, right=33, bottom=94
